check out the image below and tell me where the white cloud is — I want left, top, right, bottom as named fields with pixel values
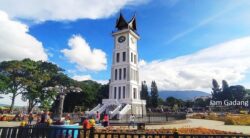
left=140, top=36, right=250, bottom=90
left=0, top=11, right=48, bottom=61
left=73, top=74, right=108, bottom=84
left=73, top=75, right=92, bottom=81
left=0, top=0, right=148, bottom=22
left=61, top=35, right=107, bottom=71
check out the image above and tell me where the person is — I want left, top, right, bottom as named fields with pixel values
left=28, top=113, right=33, bottom=125
left=65, top=113, right=71, bottom=120
left=82, top=117, right=90, bottom=129
left=40, top=111, right=50, bottom=123
left=95, top=111, right=100, bottom=124
left=89, top=117, right=96, bottom=128
left=102, top=114, right=109, bottom=127
left=128, top=114, right=135, bottom=128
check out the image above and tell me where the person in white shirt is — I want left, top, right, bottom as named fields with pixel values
left=128, top=114, right=135, bottom=128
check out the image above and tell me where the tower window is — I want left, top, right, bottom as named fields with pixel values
left=115, top=69, right=117, bottom=80
left=134, top=54, right=137, bottom=64
left=133, top=88, right=137, bottom=99
left=114, top=87, right=117, bottom=99
left=131, top=52, right=133, bottom=62
left=116, top=53, right=120, bottom=63
left=122, top=52, right=126, bottom=62
left=123, top=86, right=125, bottom=99
left=118, top=87, right=121, bottom=99
left=119, top=68, right=122, bottom=80
left=123, top=68, right=126, bottom=79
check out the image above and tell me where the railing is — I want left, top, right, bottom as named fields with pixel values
left=88, top=104, right=101, bottom=115
left=118, top=104, right=131, bottom=119
left=109, top=104, right=121, bottom=119
left=1, top=126, right=250, bottom=138
left=96, top=104, right=107, bottom=115
left=114, top=112, right=187, bottom=123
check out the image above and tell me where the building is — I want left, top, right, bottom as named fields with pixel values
left=88, top=14, right=146, bottom=119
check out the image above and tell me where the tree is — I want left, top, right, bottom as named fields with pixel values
left=230, top=85, right=246, bottom=101
left=194, top=98, right=210, bottom=108
left=221, top=80, right=232, bottom=100
left=222, top=80, right=229, bottom=92
left=150, top=81, right=159, bottom=108
left=62, top=80, right=103, bottom=111
left=211, top=79, right=222, bottom=100
left=158, top=98, right=164, bottom=106
left=0, top=60, right=28, bottom=112
left=21, top=59, right=65, bottom=113
left=165, top=96, right=184, bottom=108
left=140, top=81, right=150, bottom=107
left=96, top=82, right=109, bottom=103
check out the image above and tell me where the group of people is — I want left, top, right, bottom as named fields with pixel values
left=14, top=110, right=51, bottom=125
left=82, top=111, right=136, bottom=129
left=82, top=111, right=110, bottom=129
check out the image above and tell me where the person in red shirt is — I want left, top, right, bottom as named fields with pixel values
left=82, top=117, right=90, bottom=129
left=103, top=114, right=109, bottom=127
left=95, top=111, right=100, bottom=124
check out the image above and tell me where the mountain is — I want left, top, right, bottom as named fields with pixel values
left=0, top=103, right=9, bottom=106
left=158, top=90, right=210, bottom=100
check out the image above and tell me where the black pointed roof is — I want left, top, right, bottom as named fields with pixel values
left=115, top=13, right=137, bottom=31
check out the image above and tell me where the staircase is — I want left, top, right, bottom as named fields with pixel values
left=109, top=104, right=121, bottom=119
left=96, top=104, right=107, bottom=114
left=118, top=104, right=131, bottom=119
left=88, top=104, right=101, bottom=115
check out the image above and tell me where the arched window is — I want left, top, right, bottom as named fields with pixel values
left=133, top=88, right=137, bottom=99
left=119, top=68, right=122, bottom=80
left=122, top=52, right=126, bottom=62
left=116, top=53, right=120, bottom=63
left=118, top=87, right=121, bottom=99
left=115, top=69, right=117, bottom=80
left=123, top=68, right=126, bottom=80
left=123, top=86, right=125, bottom=99
left=114, top=87, right=117, bottom=99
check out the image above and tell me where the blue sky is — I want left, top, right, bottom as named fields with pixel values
left=1, top=0, right=250, bottom=103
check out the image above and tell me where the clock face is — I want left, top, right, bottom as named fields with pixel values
left=118, top=36, right=126, bottom=43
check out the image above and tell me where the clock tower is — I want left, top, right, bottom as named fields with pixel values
left=89, top=14, right=146, bottom=119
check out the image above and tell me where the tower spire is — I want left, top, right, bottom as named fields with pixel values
left=115, top=13, right=137, bottom=31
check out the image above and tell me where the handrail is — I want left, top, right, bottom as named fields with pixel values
left=118, top=104, right=131, bottom=119
left=89, top=104, right=101, bottom=114
left=110, top=104, right=121, bottom=119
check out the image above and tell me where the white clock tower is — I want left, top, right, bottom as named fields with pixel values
left=89, top=14, right=146, bottom=119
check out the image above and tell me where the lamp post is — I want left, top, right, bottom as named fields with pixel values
left=44, top=85, right=82, bottom=121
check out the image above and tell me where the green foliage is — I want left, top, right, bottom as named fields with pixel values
left=0, top=60, right=28, bottom=112
left=194, top=98, right=210, bottom=107
left=165, top=96, right=184, bottom=108
left=62, top=80, right=109, bottom=112
left=211, top=79, right=247, bottom=103
left=141, top=81, right=150, bottom=107
left=150, top=81, right=159, bottom=108
left=211, top=79, right=222, bottom=100
left=158, top=98, right=164, bottom=106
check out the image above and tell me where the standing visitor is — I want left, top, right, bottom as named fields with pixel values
left=89, top=117, right=96, bottom=128
left=28, top=113, right=33, bottom=125
left=82, top=117, right=90, bottom=129
left=128, top=114, right=135, bottom=128
left=95, top=111, right=100, bottom=124
left=102, top=114, right=109, bottom=127
left=40, top=111, right=50, bottom=123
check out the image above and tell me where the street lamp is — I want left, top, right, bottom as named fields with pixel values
left=43, top=85, right=82, bottom=121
